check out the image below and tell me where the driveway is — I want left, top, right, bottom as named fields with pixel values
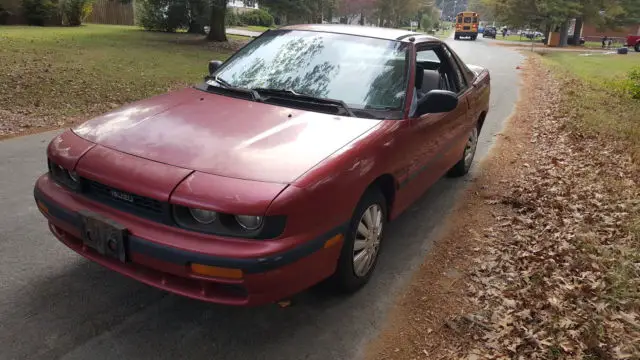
left=0, top=36, right=523, bottom=360
left=226, top=28, right=263, bottom=38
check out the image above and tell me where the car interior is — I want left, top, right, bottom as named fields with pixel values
left=414, top=46, right=463, bottom=99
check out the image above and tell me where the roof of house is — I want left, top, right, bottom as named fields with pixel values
left=279, top=24, right=440, bottom=42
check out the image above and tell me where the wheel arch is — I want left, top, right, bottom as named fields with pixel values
left=363, top=174, right=397, bottom=220
left=477, top=111, right=488, bottom=134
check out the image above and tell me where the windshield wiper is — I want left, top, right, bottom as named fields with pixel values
left=252, top=88, right=355, bottom=117
left=204, top=76, right=262, bottom=101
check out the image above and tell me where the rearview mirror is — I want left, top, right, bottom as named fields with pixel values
left=416, top=90, right=458, bottom=116
left=208, top=60, right=223, bottom=76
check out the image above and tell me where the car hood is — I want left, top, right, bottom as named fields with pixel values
left=73, top=88, right=382, bottom=184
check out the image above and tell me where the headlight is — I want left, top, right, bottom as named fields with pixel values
left=68, top=170, right=81, bottom=184
left=235, top=215, right=263, bottom=230
left=48, top=160, right=81, bottom=190
left=172, top=205, right=285, bottom=239
left=189, top=208, right=217, bottom=224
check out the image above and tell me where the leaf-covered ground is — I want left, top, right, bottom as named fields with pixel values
left=0, top=25, right=246, bottom=139
left=366, top=55, right=639, bottom=359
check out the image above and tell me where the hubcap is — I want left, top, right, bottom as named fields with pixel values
left=353, top=204, right=383, bottom=277
left=464, top=127, right=478, bottom=169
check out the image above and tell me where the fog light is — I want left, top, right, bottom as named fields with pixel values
left=190, top=264, right=243, bottom=279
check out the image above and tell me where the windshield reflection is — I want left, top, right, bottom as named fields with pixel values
left=215, top=30, right=409, bottom=110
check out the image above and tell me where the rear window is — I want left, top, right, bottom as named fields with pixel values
left=472, top=17, right=478, bottom=23
left=457, top=15, right=462, bottom=23
left=464, top=17, right=472, bottom=23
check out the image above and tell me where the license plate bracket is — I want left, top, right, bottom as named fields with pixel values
left=80, top=210, right=128, bottom=263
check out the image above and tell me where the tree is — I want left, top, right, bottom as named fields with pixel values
left=207, top=0, right=227, bottom=41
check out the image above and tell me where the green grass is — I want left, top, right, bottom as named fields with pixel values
left=543, top=52, right=639, bottom=82
left=541, top=51, right=640, bottom=161
left=0, top=24, right=240, bottom=122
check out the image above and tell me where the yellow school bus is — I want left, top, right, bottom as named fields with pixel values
left=454, top=11, right=479, bottom=40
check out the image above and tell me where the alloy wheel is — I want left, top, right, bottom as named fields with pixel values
left=352, top=204, right=383, bottom=277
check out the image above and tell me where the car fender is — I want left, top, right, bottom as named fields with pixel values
left=267, top=120, right=402, bottom=237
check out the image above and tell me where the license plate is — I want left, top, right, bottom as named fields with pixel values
left=80, top=210, right=128, bottom=263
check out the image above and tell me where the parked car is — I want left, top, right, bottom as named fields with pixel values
left=34, top=25, right=491, bottom=306
left=626, top=35, right=640, bottom=52
left=483, top=26, right=497, bottom=38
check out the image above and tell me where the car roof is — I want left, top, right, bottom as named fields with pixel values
left=278, top=24, right=440, bottom=42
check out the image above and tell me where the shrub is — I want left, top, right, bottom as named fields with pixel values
left=628, top=67, right=640, bottom=100
left=136, top=0, right=187, bottom=32
left=239, top=9, right=273, bottom=27
left=225, top=8, right=243, bottom=27
left=60, top=0, right=93, bottom=26
left=22, top=0, right=59, bottom=26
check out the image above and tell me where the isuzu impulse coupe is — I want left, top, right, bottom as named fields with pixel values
left=34, top=24, right=490, bottom=306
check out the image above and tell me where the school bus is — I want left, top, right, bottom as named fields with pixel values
left=454, top=11, right=479, bottom=40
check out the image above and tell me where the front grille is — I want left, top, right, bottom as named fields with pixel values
left=84, top=180, right=165, bottom=219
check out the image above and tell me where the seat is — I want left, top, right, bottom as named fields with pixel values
left=421, top=70, right=442, bottom=93
left=415, top=66, right=442, bottom=97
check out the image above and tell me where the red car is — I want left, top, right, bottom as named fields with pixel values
left=34, top=25, right=490, bottom=306
left=626, top=35, right=640, bottom=52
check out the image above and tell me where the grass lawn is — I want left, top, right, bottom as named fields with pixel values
left=544, top=51, right=639, bottom=82
left=542, top=51, right=640, bottom=160
left=0, top=24, right=244, bottom=136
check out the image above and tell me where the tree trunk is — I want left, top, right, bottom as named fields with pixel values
left=207, top=0, right=227, bottom=42
left=572, top=17, right=583, bottom=45
left=558, top=20, right=568, bottom=47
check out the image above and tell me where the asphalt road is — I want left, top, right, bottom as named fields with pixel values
left=0, top=36, right=523, bottom=360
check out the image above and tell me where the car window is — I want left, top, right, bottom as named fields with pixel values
left=416, top=49, right=440, bottom=63
left=214, top=30, right=409, bottom=111
left=440, top=45, right=467, bottom=92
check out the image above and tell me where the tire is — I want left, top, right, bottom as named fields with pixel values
left=447, top=126, right=479, bottom=177
left=330, top=187, right=387, bottom=293
left=454, top=34, right=460, bottom=40
left=635, top=43, right=640, bottom=52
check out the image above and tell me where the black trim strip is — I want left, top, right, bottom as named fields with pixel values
left=34, top=187, right=347, bottom=274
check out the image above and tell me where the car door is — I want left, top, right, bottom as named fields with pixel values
left=402, top=43, right=470, bottom=194
left=438, top=43, right=474, bottom=169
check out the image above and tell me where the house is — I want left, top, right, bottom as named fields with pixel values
left=581, top=23, right=640, bottom=40
left=228, top=0, right=259, bottom=10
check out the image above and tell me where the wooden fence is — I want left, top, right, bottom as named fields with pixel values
left=86, top=0, right=135, bottom=26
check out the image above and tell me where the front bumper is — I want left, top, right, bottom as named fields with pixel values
left=34, top=174, right=345, bottom=306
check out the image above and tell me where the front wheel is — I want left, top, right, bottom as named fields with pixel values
left=330, top=188, right=387, bottom=293
left=447, top=126, right=479, bottom=177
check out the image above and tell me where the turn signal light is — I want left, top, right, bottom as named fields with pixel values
left=190, top=264, right=243, bottom=279
left=324, top=234, right=344, bottom=249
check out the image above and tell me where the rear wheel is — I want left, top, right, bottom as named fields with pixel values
left=330, top=188, right=387, bottom=293
left=635, top=43, right=640, bottom=52
left=454, top=33, right=460, bottom=40
left=447, top=126, right=479, bottom=177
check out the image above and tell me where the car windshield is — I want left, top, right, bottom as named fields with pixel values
left=214, top=30, right=409, bottom=111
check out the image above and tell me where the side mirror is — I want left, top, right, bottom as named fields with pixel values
left=415, top=90, right=458, bottom=116
left=208, top=60, right=223, bottom=76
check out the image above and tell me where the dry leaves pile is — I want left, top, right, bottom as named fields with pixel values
left=458, top=61, right=640, bottom=358
left=367, top=56, right=639, bottom=360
